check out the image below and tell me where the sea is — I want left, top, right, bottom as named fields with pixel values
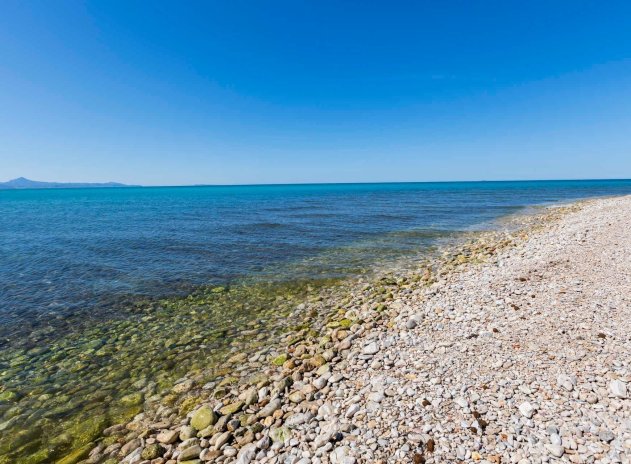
left=1, top=179, right=631, bottom=462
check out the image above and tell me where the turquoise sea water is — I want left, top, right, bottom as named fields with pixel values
left=2, top=180, right=631, bottom=342
left=2, top=179, right=631, bottom=462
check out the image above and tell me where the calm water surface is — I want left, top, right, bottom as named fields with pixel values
left=2, top=180, right=631, bottom=339
left=2, top=180, right=631, bottom=463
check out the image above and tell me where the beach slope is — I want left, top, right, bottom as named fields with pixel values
left=337, top=195, right=631, bottom=463
left=91, top=195, right=631, bottom=464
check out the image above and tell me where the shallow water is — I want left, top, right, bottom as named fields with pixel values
left=2, top=180, right=631, bottom=462
left=3, top=180, right=631, bottom=338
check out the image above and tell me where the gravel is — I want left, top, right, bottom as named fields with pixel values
left=93, top=195, right=631, bottom=464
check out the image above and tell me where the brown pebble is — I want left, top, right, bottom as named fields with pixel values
left=413, top=453, right=425, bottom=464
left=425, top=438, right=435, bottom=453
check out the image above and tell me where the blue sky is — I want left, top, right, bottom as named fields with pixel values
left=1, top=1, right=631, bottom=185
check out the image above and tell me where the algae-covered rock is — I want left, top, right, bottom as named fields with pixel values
left=49, top=432, right=72, bottom=449
left=1, top=427, right=42, bottom=454
left=141, top=443, right=163, bottom=460
left=120, top=392, right=143, bottom=406
left=67, top=414, right=107, bottom=448
left=271, top=353, right=288, bottom=366
left=339, top=318, right=353, bottom=328
left=219, top=400, right=244, bottom=415
left=21, top=448, right=52, bottom=464
left=217, top=376, right=238, bottom=388
left=190, top=405, right=217, bottom=430
left=308, top=354, right=326, bottom=368
left=178, top=396, right=201, bottom=415
left=57, top=442, right=93, bottom=464
left=270, top=426, right=291, bottom=443
left=0, top=390, right=19, bottom=402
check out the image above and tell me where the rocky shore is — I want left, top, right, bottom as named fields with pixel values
left=79, top=196, right=631, bottom=464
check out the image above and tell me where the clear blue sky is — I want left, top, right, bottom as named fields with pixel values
left=1, top=1, right=631, bottom=185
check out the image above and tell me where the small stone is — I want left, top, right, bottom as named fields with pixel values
left=258, top=398, right=281, bottom=417
left=214, top=431, right=232, bottom=449
left=120, top=392, right=143, bottom=406
left=244, top=388, right=258, bottom=406
left=550, top=433, right=562, bottom=446
left=406, top=319, right=418, bottom=329
left=454, top=397, right=468, bottom=408
left=285, top=412, right=312, bottom=428
left=599, top=430, right=615, bottom=443
left=173, top=379, right=194, bottom=394
left=179, top=445, right=202, bottom=461
left=182, top=425, right=199, bottom=441
left=557, top=374, right=574, bottom=391
left=201, top=449, right=222, bottom=461
left=288, top=391, right=305, bottom=403
left=362, top=342, right=380, bottom=355
left=518, top=401, right=536, bottom=419
left=313, top=377, right=328, bottom=390
left=345, top=404, right=360, bottom=418
left=236, top=443, right=257, bottom=464
left=330, top=446, right=351, bottom=464
left=545, top=444, right=564, bottom=457
left=610, top=379, right=627, bottom=398
left=157, top=430, right=179, bottom=444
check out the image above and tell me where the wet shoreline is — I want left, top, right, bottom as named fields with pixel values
left=61, top=202, right=583, bottom=464
left=0, top=197, right=615, bottom=463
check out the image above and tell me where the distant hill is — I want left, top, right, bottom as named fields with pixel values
left=0, top=177, right=137, bottom=190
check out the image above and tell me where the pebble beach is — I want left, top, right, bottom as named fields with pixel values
left=75, top=195, right=631, bottom=464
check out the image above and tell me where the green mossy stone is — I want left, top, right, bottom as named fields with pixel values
left=49, top=432, right=72, bottom=448
left=120, top=392, right=143, bottom=406
left=21, top=448, right=52, bottom=464
left=316, top=364, right=330, bottom=376
left=217, top=376, right=238, bottom=387
left=239, top=413, right=252, bottom=427
left=56, top=442, right=94, bottom=464
left=339, top=318, right=353, bottom=329
left=309, top=354, right=326, bottom=368
left=219, top=400, right=244, bottom=416
left=179, top=396, right=201, bottom=416
left=0, top=390, right=19, bottom=402
left=271, top=354, right=288, bottom=366
left=190, top=405, right=217, bottom=430
left=100, top=435, right=118, bottom=446
left=0, top=427, right=42, bottom=454
left=68, top=415, right=107, bottom=448
left=141, top=443, right=163, bottom=460
left=270, top=426, right=291, bottom=443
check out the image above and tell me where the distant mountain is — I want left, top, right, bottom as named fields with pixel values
left=0, top=177, right=138, bottom=190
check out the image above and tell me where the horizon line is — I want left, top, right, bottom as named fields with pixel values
left=3, top=176, right=631, bottom=191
